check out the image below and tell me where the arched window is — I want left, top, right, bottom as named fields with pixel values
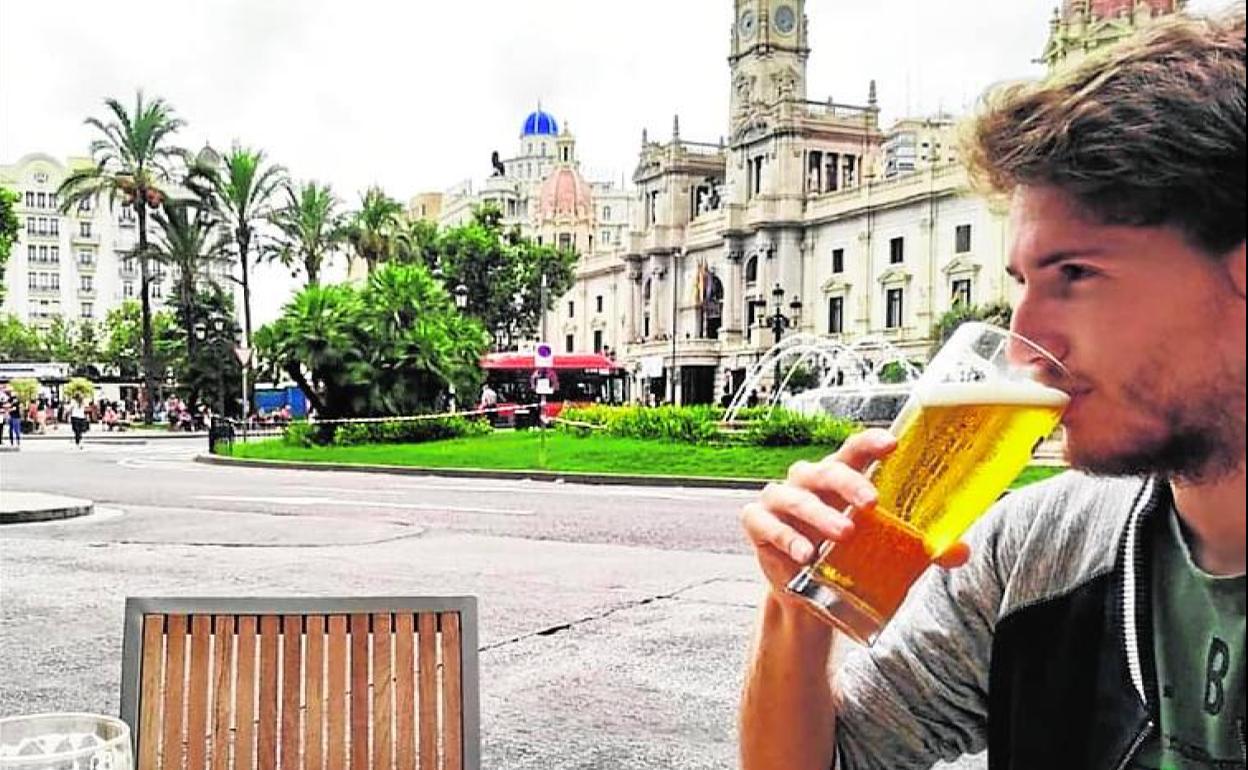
left=745, top=255, right=758, bottom=284
left=643, top=278, right=652, bottom=303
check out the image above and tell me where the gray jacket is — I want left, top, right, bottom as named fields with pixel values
left=832, top=472, right=1235, bottom=769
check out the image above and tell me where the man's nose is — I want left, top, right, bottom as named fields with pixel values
left=1009, top=294, right=1069, bottom=368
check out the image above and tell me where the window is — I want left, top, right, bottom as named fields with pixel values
left=595, top=295, right=603, bottom=313
left=643, top=278, right=652, bottom=304
left=602, top=206, right=611, bottom=221
left=123, top=281, right=135, bottom=298
left=38, top=246, right=48, bottom=262
left=25, top=191, right=34, bottom=207
left=28, top=272, right=37, bottom=289
left=568, top=301, right=575, bottom=318
left=593, top=330, right=603, bottom=353
left=122, top=256, right=136, bottom=273
left=78, top=251, right=94, bottom=266
left=600, top=229, right=611, bottom=245
left=745, top=256, right=758, bottom=283
left=50, top=218, right=59, bottom=236
left=643, top=314, right=651, bottom=338
left=151, top=282, right=162, bottom=299
left=952, top=278, right=972, bottom=307
left=78, top=198, right=91, bottom=212
left=955, top=224, right=972, bottom=253
left=37, top=192, right=46, bottom=208
left=50, top=194, right=57, bottom=209
left=889, top=237, right=904, bottom=264
left=26, top=217, right=34, bottom=234
left=886, top=288, right=904, bottom=329
left=80, top=221, right=92, bottom=238
left=558, top=232, right=573, bottom=251
left=80, top=275, right=93, bottom=292
left=565, top=334, right=575, bottom=353
left=81, top=302, right=94, bottom=319
left=749, top=156, right=764, bottom=198
left=832, top=248, right=844, bottom=274
left=37, top=217, right=48, bottom=235
left=49, top=246, right=59, bottom=263
left=27, top=245, right=35, bottom=261
left=646, top=190, right=659, bottom=225
left=828, top=297, right=844, bottom=334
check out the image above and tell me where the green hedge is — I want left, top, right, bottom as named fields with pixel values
left=559, top=404, right=859, bottom=448
left=283, top=416, right=491, bottom=447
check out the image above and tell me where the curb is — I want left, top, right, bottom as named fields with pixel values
left=195, top=454, right=768, bottom=491
left=0, top=497, right=95, bottom=525
left=21, top=431, right=207, bottom=442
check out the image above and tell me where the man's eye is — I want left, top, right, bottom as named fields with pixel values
left=1060, top=264, right=1095, bottom=282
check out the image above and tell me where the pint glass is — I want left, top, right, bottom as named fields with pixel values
left=786, top=323, right=1070, bottom=645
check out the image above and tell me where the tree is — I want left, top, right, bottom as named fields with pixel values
left=68, top=320, right=103, bottom=376
left=152, top=200, right=230, bottom=385
left=929, top=301, right=1014, bottom=358
left=0, top=186, right=19, bottom=304
left=167, top=288, right=242, bottom=415
left=344, top=186, right=403, bottom=274
left=8, top=378, right=38, bottom=405
left=434, top=206, right=576, bottom=351
left=57, top=91, right=185, bottom=423
left=39, top=316, right=74, bottom=363
left=255, top=263, right=489, bottom=422
left=102, top=300, right=177, bottom=381
left=267, top=181, right=343, bottom=286
left=205, top=145, right=286, bottom=350
left=64, top=377, right=95, bottom=403
left=0, top=315, right=43, bottom=361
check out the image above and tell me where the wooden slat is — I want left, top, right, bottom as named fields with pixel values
left=417, top=613, right=438, bottom=770
left=281, top=615, right=304, bottom=770
left=257, top=616, right=280, bottom=770
left=235, top=616, right=258, bottom=770
left=394, top=613, right=416, bottom=770
left=350, top=613, right=370, bottom=770
left=304, top=615, right=326, bottom=770
left=440, top=613, right=464, bottom=770
left=210, top=616, right=235, bottom=770
left=372, top=613, right=394, bottom=770
left=137, top=615, right=166, bottom=770
left=327, top=616, right=349, bottom=770
left=162, top=615, right=188, bottom=770
left=187, top=615, right=212, bottom=770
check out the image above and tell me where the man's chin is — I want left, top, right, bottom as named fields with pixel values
left=1064, top=429, right=1234, bottom=481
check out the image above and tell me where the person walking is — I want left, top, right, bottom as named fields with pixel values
left=69, top=396, right=89, bottom=449
left=6, top=390, right=23, bottom=448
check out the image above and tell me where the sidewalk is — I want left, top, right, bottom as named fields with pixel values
left=0, top=491, right=94, bottom=524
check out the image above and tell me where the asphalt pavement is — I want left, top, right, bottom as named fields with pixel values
left=0, top=437, right=985, bottom=769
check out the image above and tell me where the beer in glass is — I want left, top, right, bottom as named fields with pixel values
left=786, top=323, right=1070, bottom=644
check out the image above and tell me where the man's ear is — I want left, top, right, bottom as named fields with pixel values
left=1228, top=240, right=1247, bottom=299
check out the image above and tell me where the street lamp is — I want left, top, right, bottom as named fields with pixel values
left=760, top=282, right=803, bottom=387
left=453, top=283, right=469, bottom=310
left=193, top=317, right=228, bottom=418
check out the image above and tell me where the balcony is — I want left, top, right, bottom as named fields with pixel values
left=119, top=264, right=139, bottom=279
left=77, top=259, right=97, bottom=272
left=28, top=285, right=62, bottom=297
left=78, top=287, right=97, bottom=299
left=72, top=229, right=100, bottom=245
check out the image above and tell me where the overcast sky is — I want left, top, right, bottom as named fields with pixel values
left=0, top=0, right=1230, bottom=323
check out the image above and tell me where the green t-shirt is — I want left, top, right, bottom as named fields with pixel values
left=1131, top=506, right=1245, bottom=770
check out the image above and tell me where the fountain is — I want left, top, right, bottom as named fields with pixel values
left=724, top=335, right=924, bottom=426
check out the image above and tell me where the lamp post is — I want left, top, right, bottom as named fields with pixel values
left=193, top=316, right=228, bottom=418
left=453, top=283, right=469, bottom=310
left=760, top=282, right=803, bottom=388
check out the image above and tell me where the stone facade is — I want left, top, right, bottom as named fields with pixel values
left=1040, top=0, right=1185, bottom=71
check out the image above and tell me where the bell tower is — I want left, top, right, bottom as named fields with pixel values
left=728, top=0, right=810, bottom=126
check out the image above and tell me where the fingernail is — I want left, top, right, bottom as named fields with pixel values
left=790, top=540, right=814, bottom=563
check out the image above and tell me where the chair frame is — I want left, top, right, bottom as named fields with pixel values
left=120, top=596, right=480, bottom=770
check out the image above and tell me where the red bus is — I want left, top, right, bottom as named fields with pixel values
left=479, top=352, right=629, bottom=425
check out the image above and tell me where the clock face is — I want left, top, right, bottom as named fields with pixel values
left=774, top=5, right=797, bottom=35
left=739, top=10, right=757, bottom=40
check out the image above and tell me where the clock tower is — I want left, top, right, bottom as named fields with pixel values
left=728, top=0, right=810, bottom=126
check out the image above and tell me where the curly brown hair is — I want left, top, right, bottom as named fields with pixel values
left=960, top=10, right=1245, bottom=255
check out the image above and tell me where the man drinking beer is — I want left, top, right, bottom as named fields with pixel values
left=740, top=11, right=1245, bottom=769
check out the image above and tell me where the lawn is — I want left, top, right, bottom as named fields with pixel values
left=225, top=430, right=1065, bottom=489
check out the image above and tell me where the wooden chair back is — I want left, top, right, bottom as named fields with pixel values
left=120, top=597, right=480, bottom=770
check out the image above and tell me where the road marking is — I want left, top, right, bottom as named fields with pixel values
left=295, top=482, right=755, bottom=502
left=195, top=495, right=534, bottom=516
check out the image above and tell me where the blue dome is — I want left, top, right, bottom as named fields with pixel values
left=522, top=110, right=559, bottom=137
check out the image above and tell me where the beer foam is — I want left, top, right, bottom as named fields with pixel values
left=913, top=379, right=1069, bottom=408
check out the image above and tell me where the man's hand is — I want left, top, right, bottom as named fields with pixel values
left=740, top=428, right=971, bottom=606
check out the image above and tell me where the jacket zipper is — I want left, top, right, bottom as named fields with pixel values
left=1113, top=720, right=1155, bottom=770
left=1115, top=478, right=1157, bottom=769
left=1239, top=717, right=1246, bottom=764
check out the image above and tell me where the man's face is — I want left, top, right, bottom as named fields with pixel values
left=1007, top=186, right=1246, bottom=482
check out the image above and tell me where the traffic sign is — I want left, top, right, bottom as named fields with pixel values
left=534, top=342, right=554, bottom=369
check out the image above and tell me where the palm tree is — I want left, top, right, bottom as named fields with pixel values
left=268, top=181, right=343, bottom=287
left=57, top=91, right=184, bottom=423
left=208, top=145, right=286, bottom=410
left=151, top=203, right=229, bottom=356
left=345, top=186, right=403, bottom=274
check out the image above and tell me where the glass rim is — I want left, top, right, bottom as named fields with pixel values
left=955, top=321, right=1072, bottom=382
left=0, top=712, right=131, bottom=762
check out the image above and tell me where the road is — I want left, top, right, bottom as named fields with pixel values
left=0, top=436, right=984, bottom=769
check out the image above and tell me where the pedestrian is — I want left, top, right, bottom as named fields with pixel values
left=746, top=389, right=759, bottom=408
left=739, top=13, right=1246, bottom=770
left=69, top=396, right=88, bottom=449
left=6, top=390, right=23, bottom=448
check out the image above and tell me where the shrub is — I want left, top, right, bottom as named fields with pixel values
left=64, top=377, right=95, bottom=403
left=746, top=410, right=860, bottom=448
left=282, top=421, right=317, bottom=447
left=330, top=416, right=490, bottom=447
